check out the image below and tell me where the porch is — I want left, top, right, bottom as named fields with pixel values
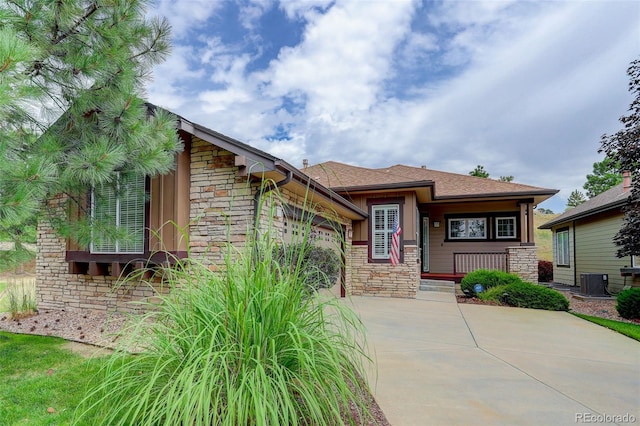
left=421, top=249, right=535, bottom=284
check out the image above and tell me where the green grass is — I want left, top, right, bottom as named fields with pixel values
left=0, top=332, right=106, bottom=425
left=571, top=313, right=640, bottom=341
left=534, top=212, right=557, bottom=262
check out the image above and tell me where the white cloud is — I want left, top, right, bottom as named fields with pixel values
left=263, top=0, right=416, bottom=116
left=145, top=0, right=639, bottom=214
left=151, top=0, right=223, bottom=39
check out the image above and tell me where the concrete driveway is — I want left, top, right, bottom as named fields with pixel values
left=348, top=292, right=640, bottom=426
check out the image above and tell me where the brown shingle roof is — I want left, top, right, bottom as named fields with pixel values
left=304, top=161, right=557, bottom=200
left=539, top=183, right=630, bottom=229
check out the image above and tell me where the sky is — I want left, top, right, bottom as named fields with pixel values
left=145, top=0, right=640, bottom=213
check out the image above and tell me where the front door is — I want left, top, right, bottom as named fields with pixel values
left=422, top=216, right=430, bottom=272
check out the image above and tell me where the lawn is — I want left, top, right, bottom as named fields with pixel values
left=0, top=332, right=106, bottom=425
left=571, top=313, right=640, bottom=342
left=534, top=212, right=557, bottom=262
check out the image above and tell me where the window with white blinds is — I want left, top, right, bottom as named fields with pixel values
left=91, top=172, right=145, bottom=254
left=372, top=204, right=399, bottom=259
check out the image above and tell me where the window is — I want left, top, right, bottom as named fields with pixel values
left=91, top=172, right=145, bottom=254
left=495, top=216, right=516, bottom=239
left=633, top=255, right=639, bottom=268
left=556, top=228, right=569, bottom=266
left=448, top=218, right=486, bottom=239
left=372, top=204, right=399, bottom=260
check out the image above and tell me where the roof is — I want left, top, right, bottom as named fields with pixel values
left=539, top=183, right=630, bottom=229
left=175, top=118, right=367, bottom=221
left=303, top=161, right=558, bottom=203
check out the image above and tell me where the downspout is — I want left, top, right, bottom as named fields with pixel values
left=572, top=220, right=577, bottom=286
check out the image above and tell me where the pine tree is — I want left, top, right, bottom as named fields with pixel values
left=469, top=165, right=490, bottom=178
left=600, top=57, right=640, bottom=258
left=0, top=1, right=181, bottom=269
left=566, top=190, right=586, bottom=209
left=583, top=157, right=622, bottom=198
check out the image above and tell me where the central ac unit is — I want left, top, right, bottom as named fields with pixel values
left=580, top=273, right=608, bottom=296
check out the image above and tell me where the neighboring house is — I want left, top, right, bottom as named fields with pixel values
left=539, top=174, right=640, bottom=293
left=36, top=113, right=367, bottom=313
left=303, top=162, right=558, bottom=297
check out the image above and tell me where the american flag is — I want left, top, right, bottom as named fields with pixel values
left=390, top=217, right=402, bottom=266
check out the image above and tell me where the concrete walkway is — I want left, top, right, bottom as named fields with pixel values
left=348, top=292, right=640, bottom=426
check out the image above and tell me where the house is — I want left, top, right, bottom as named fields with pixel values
left=539, top=173, right=640, bottom=293
left=36, top=114, right=367, bottom=313
left=303, top=162, right=558, bottom=297
left=35, top=108, right=559, bottom=312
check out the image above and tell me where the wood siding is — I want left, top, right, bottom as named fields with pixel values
left=551, top=211, right=640, bottom=290
left=149, top=147, right=190, bottom=252
left=425, top=200, right=527, bottom=274
left=551, top=225, right=575, bottom=285
left=574, top=212, right=637, bottom=292
left=349, top=192, right=418, bottom=243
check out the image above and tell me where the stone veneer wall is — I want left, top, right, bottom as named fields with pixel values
left=347, top=244, right=419, bottom=298
left=188, top=139, right=257, bottom=268
left=37, top=138, right=356, bottom=312
left=36, top=197, right=164, bottom=313
left=507, top=246, right=538, bottom=283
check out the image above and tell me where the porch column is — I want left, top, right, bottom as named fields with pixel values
left=519, top=202, right=534, bottom=245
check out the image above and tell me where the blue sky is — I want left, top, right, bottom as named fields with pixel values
left=146, top=0, right=639, bottom=213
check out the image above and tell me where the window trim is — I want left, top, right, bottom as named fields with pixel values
left=556, top=227, right=570, bottom=267
left=448, top=217, right=487, bottom=240
left=495, top=216, right=517, bottom=239
left=367, top=198, right=404, bottom=264
left=444, top=212, right=520, bottom=242
left=90, top=172, right=147, bottom=255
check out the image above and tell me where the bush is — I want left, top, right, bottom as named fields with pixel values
left=274, top=243, right=340, bottom=291
left=616, top=288, right=640, bottom=319
left=76, top=194, right=372, bottom=425
left=479, top=281, right=569, bottom=311
left=477, top=285, right=509, bottom=303
left=538, top=260, right=553, bottom=282
left=461, top=269, right=523, bottom=296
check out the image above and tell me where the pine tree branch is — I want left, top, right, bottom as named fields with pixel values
left=51, top=2, right=100, bottom=45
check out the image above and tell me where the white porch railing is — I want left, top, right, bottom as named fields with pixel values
left=453, top=252, right=508, bottom=274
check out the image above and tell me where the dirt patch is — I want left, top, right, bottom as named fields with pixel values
left=62, top=341, right=114, bottom=358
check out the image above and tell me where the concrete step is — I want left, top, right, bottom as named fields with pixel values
left=419, top=279, right=455, bottom=293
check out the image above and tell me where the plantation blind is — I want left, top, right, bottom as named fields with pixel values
left=372, top=205, right=398, bottom=259
left=91, top=173, right=145, bottom=254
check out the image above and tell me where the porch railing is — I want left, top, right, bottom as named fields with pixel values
left=453, top=252, right=508, bottom=275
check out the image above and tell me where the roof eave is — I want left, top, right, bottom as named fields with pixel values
left=274, top=161, right=368, bottom=220
left=538, top=199, right=628, bottom=229
left=331, top=180, right=435, bottom=193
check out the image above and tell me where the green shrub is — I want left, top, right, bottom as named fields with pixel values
left=461, top=269, right=523, bottom=296
left=538, top=260, right=553, bottom=282
left=274, top=243, right=340, bottom=291
left=481, top=282, right=569, bottom=311
left=76, top=195, right=372, bottom=426
left=477, top=285, right=510, bottom=304
left=616, top=288, right=640, bottom=319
